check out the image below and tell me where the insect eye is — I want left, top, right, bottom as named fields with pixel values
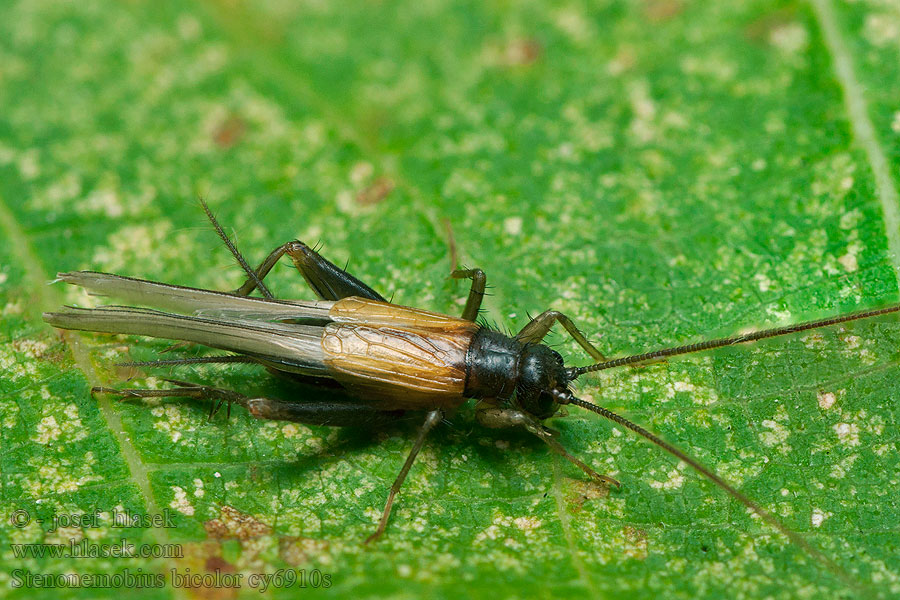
left=516, top=387, right=560, bottom=420
left=528, top=390, right=560, bottom=420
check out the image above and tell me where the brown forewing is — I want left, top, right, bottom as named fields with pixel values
left=322, top=298, right=479, bottom=409
left=329, top=296, right=476, bottom=332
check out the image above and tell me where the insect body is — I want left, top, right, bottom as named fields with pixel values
left=41, top=202, right=900, bottom=580
left=43, top=268, right=608, bottom=540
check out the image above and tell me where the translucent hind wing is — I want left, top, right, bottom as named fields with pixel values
left=43, top=306, right=328, bottom=375
left=57, top=271, right=335, bottom=321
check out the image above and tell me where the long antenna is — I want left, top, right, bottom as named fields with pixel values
left=569, top=302, right=900, bottom=378
left=198, top=197, right=274, bottom=300
left=556, top=391, right=860, bottom=590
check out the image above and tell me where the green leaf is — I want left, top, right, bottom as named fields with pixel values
left=2, top=0, right=899, bottom=598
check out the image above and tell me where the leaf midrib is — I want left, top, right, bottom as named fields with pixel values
left=810, top=0, right=900, bottom=289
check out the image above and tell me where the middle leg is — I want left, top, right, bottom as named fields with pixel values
left=366, top=408, right=442, bottom=543
left=450, top=268, right=486, bottom=321
left=443, top=219, right=486, bottom=321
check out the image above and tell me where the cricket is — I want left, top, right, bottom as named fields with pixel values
left=42, top=201, right=898, bottom=582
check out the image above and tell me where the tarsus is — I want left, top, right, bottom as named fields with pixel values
left=199, top=197, right=274, bottom=299
left=115, top=355, right=258, bottom=368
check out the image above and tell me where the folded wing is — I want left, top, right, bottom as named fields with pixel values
left=44, top=271, right=333, bottom=375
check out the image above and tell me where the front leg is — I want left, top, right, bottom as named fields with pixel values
left=516, top=310, right=606, bottom=361
left=476, top=405, right=620, bottom=487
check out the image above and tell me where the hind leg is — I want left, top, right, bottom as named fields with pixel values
left=94, top=380, right=405, bottom=427
left=96, top=379, right=432, bottom=543
left=199, top=199, right=384, bottom=301
left=94, top=379, right=247, bottom=422
left=235, top=241, right=386, bottom=302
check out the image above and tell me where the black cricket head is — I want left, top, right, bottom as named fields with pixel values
left=512, top=344, right=574, bottom=420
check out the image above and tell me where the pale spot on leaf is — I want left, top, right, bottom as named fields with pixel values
left=503, top=216, right=523, bottom=235
left=811, top=507, right=831, bottom=528
left=817, top=390, right=837, bottom=410
left=768, top=23, right=809, bottom=54
left=833, top=422, right=860, bottom=447
left=169, top=486, right=195, bottom=516
left=649, top=466, right=686, bottom=490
